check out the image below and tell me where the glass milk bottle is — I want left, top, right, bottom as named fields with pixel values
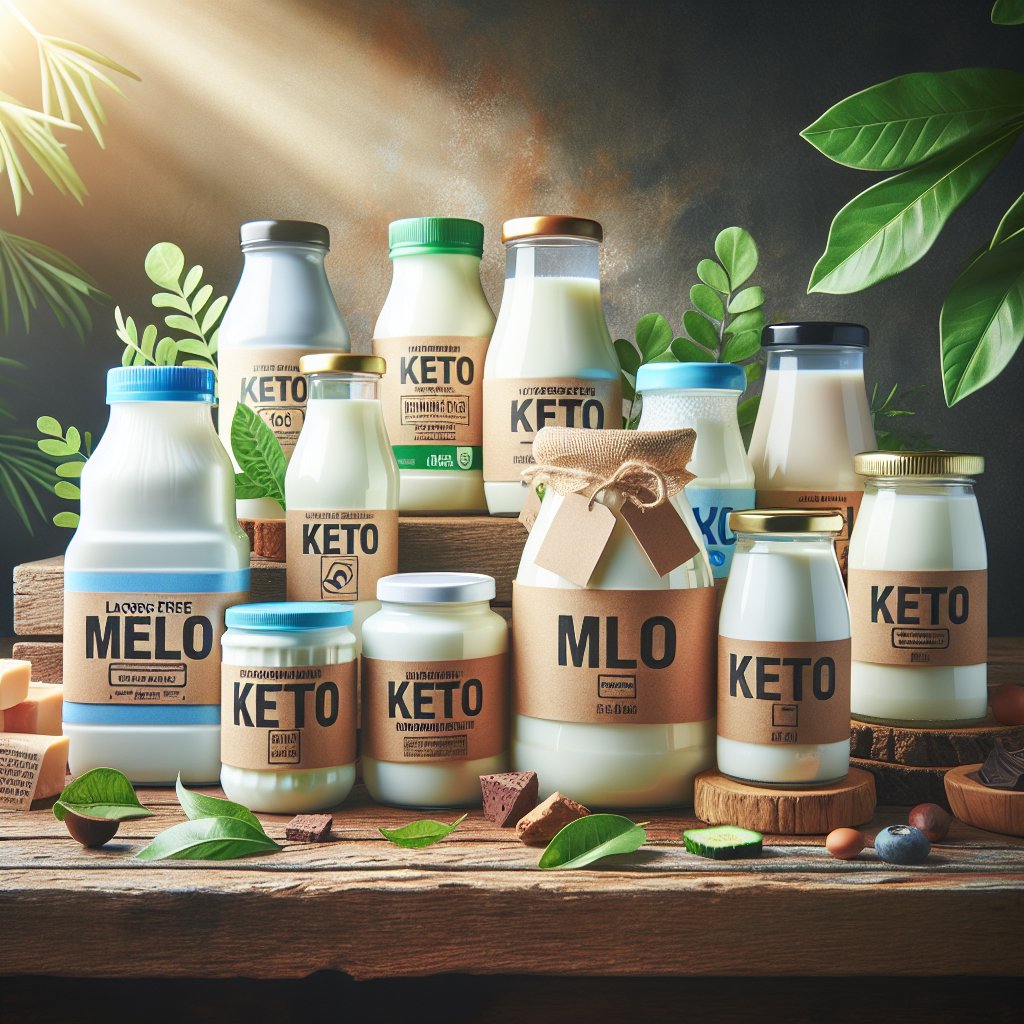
left=63, top=367, right=250, bottom=784
left=218, top=220, right=351, bottom=519
left=717, top=511, right=851, bottom=786
left=373, top=217, right=494, bottom=514
left=285, top=355, right=399, bottom=643
left=849, top=452, right=988, bottom=725
left=637, top=362, right=755, bottom=580
left=747, top=323, right=876, bottom=578
left=483, top=216, right=622, bottom=516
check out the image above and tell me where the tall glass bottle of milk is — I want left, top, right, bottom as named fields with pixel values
left=747, top=322, right=876, bottom=578
left=637, top=362, right=755, bottom=580
left=218, top=220, right=351, bottom=520
left=373, top=217, right=494, bottom=514
left=483, top=216, right=622, bottom=516
left=63, top=367, right=250, bottom=784
left=285, top=354, right=400, bottom=642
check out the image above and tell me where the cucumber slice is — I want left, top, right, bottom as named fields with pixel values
left=683, top=825, right=763, bottom=859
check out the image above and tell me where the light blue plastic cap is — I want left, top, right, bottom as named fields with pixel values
left=635, top=362, right=746, bottom=393
left=106, top=366, right=216, bottom=404
left=225, top=602, right=354, bottom=631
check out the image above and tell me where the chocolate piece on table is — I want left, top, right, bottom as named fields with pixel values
left=480, top=771, right=539, bottom=826
left=285, top=813, right=334, bottom=843
left=978, top=741, right=1024, bottom=791
left=516, top=792, right=590, bottom=847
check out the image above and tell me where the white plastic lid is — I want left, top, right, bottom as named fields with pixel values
left=376, top=572, right=496, bottom=604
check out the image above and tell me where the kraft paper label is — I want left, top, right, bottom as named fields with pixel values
left=483, top=377, right=622, bottom=482
left=372, top=335, right=488, bottom=472
left=286, top=508, right=399, bottom=603
left=849, top=568, right=987, bottom=668
left=220, top=662, right=357, bottom=771
left=361, top=654, right=508, bottom=762
left=0, top=735, right=59, bottom=810
left=534, top=493, right=617, bottom=587
left=686, top=485, right=756, bottom=579
left=512, top=583, right=716, bottom=724
left=717, top=636, right=851, bottom=746
left=219, top=346, right=313, bottom=456
left=755, top=488, right=862, bottom=579
left=63, top=589, right=244, bottom=705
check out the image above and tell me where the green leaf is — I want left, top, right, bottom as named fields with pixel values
left=992, top=191, right=1024, bottom=248
left=745, top=361, right=764, bottom=383
left=230, top=403, right=287, bottom=508
left=671, top=337, right=714, bottom=362
left=136, top=816, right=280, bottom=861
left=379, top=813, right=467, bottom=849
left=714, top=227, right=758, bottom=289
left=36, top=415, right=61, bottom=437
left=191, top=283, right=213, bottom=316
left=233, top=471, right=265, bottom=500
left=621, top=373, right=636, bottom=402
left=808, top=123, right=1024, bottom=294
left=38, top=438, right=74, bottom=457
left=696, top=258, right=730, bottom=293
left=614, top=338, right=641, bottom=376
left=201, top=295, right=228, bottom=335
left=737, top=395, right=761, bottom=427
left=53, top=480, right=79, bottom=499
left=164, top=313, right=201, bottom=335
left=940, top=230, right=1024, bottom=405
left=690, top=283, right=725, bottom=320
left=801, top=68, right=1024, bottom=171
left=723, top=330, right=762, bottom=362
left=181, top=264, right=203, bottom=298
left=728, top=286, right=764, bottom=314
left=53, top=510, right=79, bottom=528
left=992, top=0, right=1024, bottom=24
left=53, top=767, right=153, bottom=822
left=55, top=460, right=84, bottom=478
left=63, top=425, right=81, bottom=452
left=725, top=309, right=765, bottom=336
left=635, top=313, right=672, bottom=360
left=174, top=775, right=265, bottom=833
left=155, top=337, right=177, bottom=365
left=151, top=292, right=191, bottom=313
left=144, top=243, right=185, bottom=290
left=683, top=309, right=720, bottom=351
left=176, top=338, right=213, bottom=359
left=538, top=814, right=647, bottom=870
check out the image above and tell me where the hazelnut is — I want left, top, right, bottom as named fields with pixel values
left=64, top=810, right=120, bottom=848
left=908, top=803, right=951, bottom=843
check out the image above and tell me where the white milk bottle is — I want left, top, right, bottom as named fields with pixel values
left=512, top=428, right=716, bottom=808
left=747, top=322, right=876, bottom=578
left=63, top=367, right=250, bottom=784
left=285, top=355, right=399, bottom=643
left=849, top=451, right=988, bottom=725
left=483, top=216, right=622, bottom=516
left=373, top=217, right=494, bottom=513
left=218, top=220, right=351, bottom=519
left=637, top=362, right=755, bottom=580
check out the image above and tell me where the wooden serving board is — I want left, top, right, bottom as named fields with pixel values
left=944, top=765, right=1024, bottom=838
left=693, top=768, right=876, bottom=835
left=850, top=718, right=1024, bottom=768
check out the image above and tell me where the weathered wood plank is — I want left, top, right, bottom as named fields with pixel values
left=851, top=757, right=950, bottom=809
left=850, top=718, right=1024, bottom=768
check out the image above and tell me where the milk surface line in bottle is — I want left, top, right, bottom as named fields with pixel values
left=218, top=219, right=351, bottom=519
left=63, top=366, right=250, bottom=784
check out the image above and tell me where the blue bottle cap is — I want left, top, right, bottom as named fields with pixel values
left=225, top=602, right=355, bottom=631
left=635, top=362, right=746, bottom=393
left=106, top=366, right=216, bottom=404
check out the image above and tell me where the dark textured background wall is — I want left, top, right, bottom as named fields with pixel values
left=1, top=0, right=1022, bottom=633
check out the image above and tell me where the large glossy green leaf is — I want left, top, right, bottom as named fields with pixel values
left=538, top=814, right=647, bottom=870
left=808, top=123, right=1023, bottom=294
left=992, top=191, right=1024, bottom=247
left=992, top=0, right=1024, bottom=25
left=230, top=402, right=287, bottom=507
left=940, top=230, right=1024, bottom=405
left=137, top=816, right=280, bottom=861
left=175, top=775, right=265, bottom=833
left=714, top=227, right=758, bottom=289
left=801, top=69, right=1024, bottom=171
left=634, top=313, right=672, bottom=360
left=53, top=767, right=153, bottom=821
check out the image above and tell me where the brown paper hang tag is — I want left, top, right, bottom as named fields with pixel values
left=519, top=485, right=543, bottom=533
left=533, top=492, right=617, bottom=588
left=619, top=497, right=700, bottom=578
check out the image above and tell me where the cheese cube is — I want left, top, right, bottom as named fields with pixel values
left=0, top=733, right=69, bottom=809
left=4, top=684, right=63, bottom=736
left=0, top=659, right=31, bottom=711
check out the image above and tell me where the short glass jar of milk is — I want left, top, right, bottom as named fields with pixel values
left=483, top=216, right=622, bottom=516
left=747, top=322, right=876, bottom=577
left=636, top=362, right=755, bottom=580
left=285, top=354, right=399, bottom=643
left=361, top=573, right=509, bottom=808
left=373, top=217, right=494, bottom=514
left=218, top=220, right=351, bottom=519
left=718, top=510, right=851, bottom=786
left=220, top=602, right=357, bottom=813
left=849, top=451, right=988, bottom=725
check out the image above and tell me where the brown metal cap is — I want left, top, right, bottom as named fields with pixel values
left=728, top=509, right=846, bottom=535
left=501, top=216, right=603, bottom=244
left=299, top=353, right=386, bottom=376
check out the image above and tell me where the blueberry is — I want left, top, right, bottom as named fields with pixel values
left=874, top=824, right=931, bottom=865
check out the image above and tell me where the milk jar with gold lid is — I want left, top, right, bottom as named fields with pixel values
left=718, top=510, right=851, bottom=786
left=849, top=451, right=988, bottom=725
left=512, top=427, right=716, bottom=808
left=483, top=217, right=622, bottom=516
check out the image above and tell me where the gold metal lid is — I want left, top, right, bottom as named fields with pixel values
left=501, top=216, right=603, bottom=244
left=299, top=353, right=386, bottom=376
left=729, top=509, right=845, bottom=534
left=854, top=450, right=984, bottom=477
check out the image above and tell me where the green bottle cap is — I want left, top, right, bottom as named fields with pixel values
left=388, top=217, right=484, bottom=258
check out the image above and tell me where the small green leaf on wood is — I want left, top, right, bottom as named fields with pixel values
left=175, top=775, right=265, bottom=833
left=635, top=313, right=673, bottom=360
left=690, top=283, right=724, bottom=320
left=53, top=767, right=153, bottom=822
left=538, top=814, right=647, bottom=870
left=682, top=310, right=720, bottom=351
left=696, top=258, right=730, bottom=293
left=379, top=813, right=467, bottom=848
left=136, top=816, right=281, bottom=861
left=714, top=227, right=758, bottom=289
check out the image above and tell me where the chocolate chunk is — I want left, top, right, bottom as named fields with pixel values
left=480, top=771, right=538, bottom=826
left=978, top=741, right=1024, bottom=791
left=285, top=813, right=333, bottom=843
left=516, top=792, right=590, bottom=847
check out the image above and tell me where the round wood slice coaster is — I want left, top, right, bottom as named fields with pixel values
left=693, top=768, right=876, bottom=835
left=850, top=757, right=950, bottom=810
left=944, top=765, right=1024, bottom=838
left=850, top=718, right=1024, bottom=768
left=238, top=518, right=286, bottom=562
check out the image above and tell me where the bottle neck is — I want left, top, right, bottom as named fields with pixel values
left=107, top=400, right=215, bottom=433
left=309, top=374, right=381, bottom=401
left=865, top=477, right=976, bottom=498
left=764, top=345, right=865, bottom=374
left=505, top=239, right=601, bottom=282
left=735, top=532, right=839, bottom=556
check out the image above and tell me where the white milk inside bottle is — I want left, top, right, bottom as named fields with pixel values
left=63, top=367, right=250, bottom=784
left=285, top=355, right=399, bottom=642
left=484, top=216, right=621, bottom=516
left=218, top=220, right=350, bottom=519
left=373, top=217, right=494, bottom=513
